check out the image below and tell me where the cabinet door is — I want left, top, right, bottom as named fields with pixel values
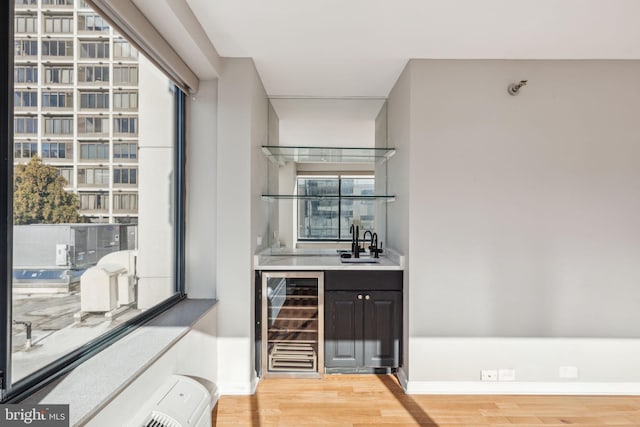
left=325, top=291, right=363, bottom=368
left=363, top=291, right=401, bottom=368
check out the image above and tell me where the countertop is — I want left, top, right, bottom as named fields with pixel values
left=254, top=248, right=404, bottom=271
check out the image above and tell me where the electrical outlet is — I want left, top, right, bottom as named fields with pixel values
left=481, top=369, right=498, bottom=381
left=559, top=366, right=579, bottom=379
left=498, top=368, right=516, bottom=381
left=257, top=235, right=262, bottom=246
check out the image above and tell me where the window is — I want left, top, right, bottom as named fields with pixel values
left=14, top=116, right=38, bottom=135
left=113, top=90, right=138, bottom=111
left=44, top=65, right=74, bottom=84
left=114, top=116, right=137, bottom=136
left=43, top=116, right=73, bottom=135
left=78, top=167, right=109, bottom=185
left=113, top=167, right=137, bottom=185
left=42, top=39, right=73, bottom=57
left=78, top=13, right=109, bottom=32
left=43, top=14, right=73, bottom=33
left=42, top=90, right=73, bottom=108
left=79, top=192, right=109, bottom=211
left=80, top=40, right=109, bottom=59
left=15, top=14, right=37, bottom=33
left=78, top=64, right=109, bottom=83
left=14, top=142, right=38, bottom=159
left=14, top=90, right=37, bottom=108
left=113, top=142, right=137, bottom=160
left=42, top=0, right=74, bottom=5
left=80, top=91, right=109, bottom=110
left=78, top=115, right=109, bottom=136
left=113, top=193, right=138, bottom=212
left=56, top=166, right=74, bottom=186
left=113, top=39, right=138, bottom=59
left=297, top=176, right=375, bottom=241
left=15, top=39, right=37, bottom=57
left=80, top=142, right=109, bottom=160
left=5, top=0, right=185, bottom=401
left=14, top=65, right=37, bottom=83
left=113, top=65, right=138, bottom=85
left=15, top=0, right=38, bottom=6
left=42, top=141, right=72, bottom=159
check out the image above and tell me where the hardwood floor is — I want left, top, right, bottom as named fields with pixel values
left=212, top=374, right=640, bottom=426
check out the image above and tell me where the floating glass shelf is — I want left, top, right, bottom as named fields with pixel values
left=261, top=145, right=396, bottom=164
left=261, top=194, right=396, bottom=202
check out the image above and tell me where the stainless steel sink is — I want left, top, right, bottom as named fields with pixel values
left=339, top=256, right=379, bottom=264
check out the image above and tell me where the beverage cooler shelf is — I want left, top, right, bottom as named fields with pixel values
left=261, top=272, right=324, bottom=377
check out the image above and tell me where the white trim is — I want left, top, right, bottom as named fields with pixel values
left=403, top=381, right=640, bottom=395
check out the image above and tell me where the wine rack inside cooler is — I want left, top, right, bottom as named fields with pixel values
left=261, top=272, right=324, bottom=377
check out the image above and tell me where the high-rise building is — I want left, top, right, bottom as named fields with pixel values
left=14, top=0, right=140, bottom=224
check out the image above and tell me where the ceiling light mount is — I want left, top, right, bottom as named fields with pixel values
left=508, top=80, right=528, bottom=96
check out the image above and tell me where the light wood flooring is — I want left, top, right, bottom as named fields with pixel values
left=212, top=374, right=640, bottom=426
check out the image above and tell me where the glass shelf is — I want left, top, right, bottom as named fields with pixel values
left=261, top=145, right=396, bottom=164
left=261, top=194, right=396, bottom=202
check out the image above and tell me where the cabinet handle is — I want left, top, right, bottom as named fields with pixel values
left=365, top=295, right=370, bottom=300
left=357, top=294, right=363, bottom=300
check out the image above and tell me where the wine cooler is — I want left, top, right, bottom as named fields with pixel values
left=261, top=271, right=324, bottom=378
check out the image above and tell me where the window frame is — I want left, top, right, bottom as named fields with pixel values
left=0, top=0, right=187, bottom=401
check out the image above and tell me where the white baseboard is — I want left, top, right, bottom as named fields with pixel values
left=403, top=380, right=640, bottom=395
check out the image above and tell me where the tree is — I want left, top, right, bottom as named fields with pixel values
left=13, top=156, right=80, bottom=225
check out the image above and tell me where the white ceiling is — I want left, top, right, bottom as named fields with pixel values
left=184, top=0, right=640, bottom=98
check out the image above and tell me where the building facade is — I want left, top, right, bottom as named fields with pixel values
left=14, top=0, right=140, bottom=223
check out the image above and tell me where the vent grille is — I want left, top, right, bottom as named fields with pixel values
left=144, top=412, right=180, bottom=427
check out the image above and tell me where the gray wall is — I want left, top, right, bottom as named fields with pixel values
left=387, top=59, right=640, bottom=386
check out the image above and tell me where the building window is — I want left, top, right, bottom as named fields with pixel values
left=56, top=166, right=74, bottom=186
left=113, top=90, right=138, bottom=111
left=78, top=64, right=109, bottom=84
left=14, top=90, right=37, bottom=108
left=42, top=141, right=72, bottom=159
left=44, top=65, right=74, bottom=84
left=14, top=116, right=38, bottom=135
left=15, top=0, right=38, bottom=6
left=14, top=65, right=38, bottom=83
left=42, top=39, right=73, bottom=57
left=15, top=14, right=37, bottom=33
left=80, top=91, right=109, bottom=110
left=42, top=91, right=73, bottom=109
left=78, top=167, right=109, bottom=185
left=78, top=115, right=109, bottom=136
left=297, top=176, right=375, bottom=241
left=14, top=39, right=37, bottom=57
left=43, top=14, right=73, bottom=34
left=79, top=192, right=109, bottom=211
left=114, top=116, right=137, bottom=136
left=113, top=167, right=137, bottom=185
left=113, top=193, right=138, bottom=212
left=42, top=0, right=74, bottom=6
left=43, top=116, right=73, bottom=135
left=79, top=142, right=109, bottom=160
left=77, top=13, right=109, bottom=32
left=113, top=142, right=137, bottom=160
left=113, top=65, right=138, bottom=85
left=79, top=40, right=109, bottom=59
left=14, top=142, right=38, bottom=159
left=113, top=39, right=138, bottom=59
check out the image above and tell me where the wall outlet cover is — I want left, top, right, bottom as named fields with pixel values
left=481, top=369, right=498, bottom=381
left=498, top=368, right=516, bottom=381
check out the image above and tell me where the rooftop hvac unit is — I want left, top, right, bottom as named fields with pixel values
left=139, top=375, right=212, bottom=427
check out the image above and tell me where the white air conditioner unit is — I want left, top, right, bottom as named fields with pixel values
left=139, top=375, right=211, bottom=427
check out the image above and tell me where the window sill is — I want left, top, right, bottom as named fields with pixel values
left=22, top=298, right=217, bottom=426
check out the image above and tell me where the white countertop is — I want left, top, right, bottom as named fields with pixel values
left=254, top=248, right=404, bottom=271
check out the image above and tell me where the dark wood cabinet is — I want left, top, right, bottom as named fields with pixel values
left=324, top=271, right=402, bottom=373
